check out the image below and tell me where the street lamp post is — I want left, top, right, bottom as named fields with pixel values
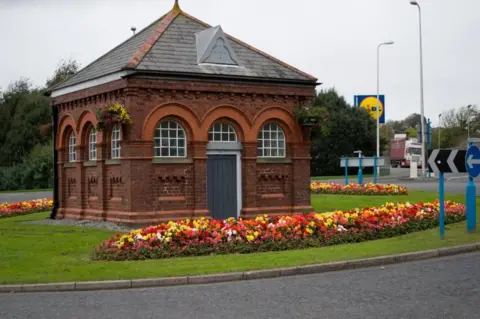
left=438, top=113, right=442, bottom=148
left=467, top=104, right=472, bottom=140
left=410, top=0, right=426, bottom=177
left=376, top=41, right=394, bottom=174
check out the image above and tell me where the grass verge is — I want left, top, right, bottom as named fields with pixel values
left=0, top=191, right=478, bottom=284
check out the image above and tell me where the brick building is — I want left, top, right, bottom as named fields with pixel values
left=47, top=1, right=319, bottom=225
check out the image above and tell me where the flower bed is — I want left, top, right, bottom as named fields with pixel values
left=0, top=198, right=53, bottom=218
left=310, top=182, right=408, bottom=195
left=93, top=200, right=465, bottom=261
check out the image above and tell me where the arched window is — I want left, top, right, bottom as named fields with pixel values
left=68, top=131, right=76, bottom=162
left=154, top=120, right=186, bottom=157
left=257, top=123, right=286, bottom=158
left=88, top=127, right=97, bottom=161
left=208, top=122, right=237, bottom=142
left=111, top=124, right=121, bottom=159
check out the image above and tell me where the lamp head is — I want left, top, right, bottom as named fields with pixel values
left=410, top=1, right=419, bottom=5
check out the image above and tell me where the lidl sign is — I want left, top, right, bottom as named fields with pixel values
left=354, top=95, right=385, bottom=124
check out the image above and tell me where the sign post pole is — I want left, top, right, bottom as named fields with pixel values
left=344, top=156, right=349, bottom=186
left=465, top=141, right=477, bottom=233
left=439, top=171, right=445, bottom=240
left=427, top=118, right=431, bottom=178
left=373, top=155, right=377, bottom=184
left=358, top=155, right=363, bottom=184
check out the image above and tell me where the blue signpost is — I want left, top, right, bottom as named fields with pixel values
left=465, top=143, right=479, bottom=233
left=428, top=148, right=468, bottom=239
left=439, top=171, right=445, bottom=239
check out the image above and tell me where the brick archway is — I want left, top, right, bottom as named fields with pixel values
left=142, top=102, right=201, bottom=141
left=200, top=105, right=250, bottom=142
left=77, top=110, right=103, bottom=146
left=250, top=106, right=301, bottom=142
left=57, top=113, right=77, bottom=149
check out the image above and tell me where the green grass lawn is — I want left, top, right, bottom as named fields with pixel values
left=0, top=191, right=479, bottom=284
left=311, top=175, right=372, bottom=181
left=311, top=172, right=392, bottom=181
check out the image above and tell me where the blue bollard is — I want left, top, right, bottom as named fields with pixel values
left=439, top=172, right=445, bottom=239
left=373, top=156, right=377, bottom=184
left=344, top=156, right=349, bottom=186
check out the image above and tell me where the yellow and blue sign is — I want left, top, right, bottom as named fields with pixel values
left=354, top=95, right=386, bottom=124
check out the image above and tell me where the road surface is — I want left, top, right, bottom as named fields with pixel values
left=1, top=252, right=479, bottom=318
left=0, top=191, right=52, bottom=204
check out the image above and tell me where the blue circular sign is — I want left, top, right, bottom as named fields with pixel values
left=465, top=145, right=480, bottom=178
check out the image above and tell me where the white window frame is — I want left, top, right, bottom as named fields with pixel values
left=88, top=127, right=97, bottom=161
left=257, top=123, right=286, bottom=158
left=68, top=131, right=76, bottom=162
left=208, top=122, right=237, bottom=142
left=154, top=120, right=187, bottom=158
left=111, top=124, right=122, bottom=159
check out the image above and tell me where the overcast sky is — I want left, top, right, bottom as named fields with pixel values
left=1, top=0, right=479, bottom=125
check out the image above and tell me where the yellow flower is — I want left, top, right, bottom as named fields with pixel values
left=246, top=235, right=254, bottom=242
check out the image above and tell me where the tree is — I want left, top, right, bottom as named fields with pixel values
left=45, top=59, right=80, bottom=88
left=0, top=59, right=80, bottom=190
left=310, top=88, right=387, bottom=176
left=0, top=79, right=50, bottom=166
left=406, top=127, right=417, bottom=138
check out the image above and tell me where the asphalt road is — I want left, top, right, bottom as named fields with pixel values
left=0, top=191, right=52, bottom=204
left=1, top=252, right=479, bottom=319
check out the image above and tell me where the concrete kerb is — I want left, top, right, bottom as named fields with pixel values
left=1, top=243, right=478, bottom=294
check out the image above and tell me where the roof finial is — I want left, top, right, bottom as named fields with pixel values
left=172, top=0, right=181, bottom=12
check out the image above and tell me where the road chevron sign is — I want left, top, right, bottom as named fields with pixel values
left=428, top=149, right=467, bottom=174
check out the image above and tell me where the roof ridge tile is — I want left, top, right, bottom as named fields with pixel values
left=125, top=10, right=181, bottom=69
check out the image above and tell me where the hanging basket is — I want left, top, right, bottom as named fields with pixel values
left=294, top=106, right=327, bottom=128
left=96, top=102, right=133, bottom=131
left=299, top=117, right=319, bottom=127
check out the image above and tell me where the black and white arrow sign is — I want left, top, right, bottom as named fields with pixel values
left=428, top=149, right=467, bottom=174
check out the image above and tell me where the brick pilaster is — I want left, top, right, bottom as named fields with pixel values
left=241, top=142, right=259, bottom=217
left=291, top=142, right=313, bottom=213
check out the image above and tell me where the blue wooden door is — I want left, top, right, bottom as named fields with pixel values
left=207, top=155, right=237, bottom=220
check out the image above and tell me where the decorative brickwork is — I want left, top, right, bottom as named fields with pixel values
left=53, top=77, right=315, bottom=225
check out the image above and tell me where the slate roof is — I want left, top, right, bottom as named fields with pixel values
left=50, top=4, right=317, bottom=92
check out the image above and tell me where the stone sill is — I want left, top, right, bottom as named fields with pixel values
left=88, top=196, right=99, bottom=201
left=257, top=158, right=292, bottom=164
left=105, top=159, right=122, bottom=166
left=157, top=196, right=186, bottom=203
left=261, top=194, right=285, bottom=199
left=63, top=162, right=77, bottom=168
left=83, top=161, right=97, bottom=167
left=152, top=158, right=193, bottom=164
